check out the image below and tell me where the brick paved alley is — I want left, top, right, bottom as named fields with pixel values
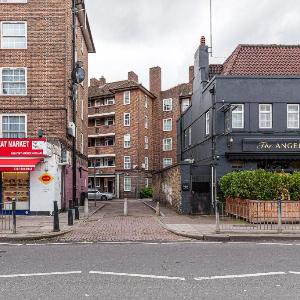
left=58, top=200, right=189, bottom=242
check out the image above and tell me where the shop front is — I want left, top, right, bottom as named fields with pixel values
left=0, top=139, right=47, bottom=215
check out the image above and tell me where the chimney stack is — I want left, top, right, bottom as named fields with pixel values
left=189, top=66, right=194, bottom=83
left=200, top=36, right=206, bottom=46
left=90, top=78, right=100, bottom=87
left=99, top=76, right=106, bottom=86
left=128, top=71, right=139, bottom=83
left=149, top=66, right=161, bottom=97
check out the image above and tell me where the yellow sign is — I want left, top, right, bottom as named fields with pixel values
left=39, top=173, right=54, bottom=185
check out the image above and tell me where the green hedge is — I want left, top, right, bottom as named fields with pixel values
left=219, top=169, right=300, bottom=201
left=140, top=187, right=153, bottom=199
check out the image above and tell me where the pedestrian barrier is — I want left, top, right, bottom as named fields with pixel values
left=0, top=201, right=15, bottom=233
left=217, top=199, right=300, bottom=233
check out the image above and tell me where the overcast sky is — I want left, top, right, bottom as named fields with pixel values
left=86, top=0, right=300, bottom=90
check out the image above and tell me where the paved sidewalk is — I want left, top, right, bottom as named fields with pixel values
left=0, top=203, right=105, bottom=241
left=58, top=199, right=189, bottom=242
left=145, top=201, right=300, bottom=241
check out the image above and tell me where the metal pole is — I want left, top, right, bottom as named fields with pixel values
left=53, top=201, right=60, bottom=232
left=74, top=198, right=79, bottom=220
left=84, top=196, right=89, bottom=217
left=277, top=198, right=282, bottom=233
left=71, top=0, right=77, bottom=212
left=94, top=159, right=97, bottom=207
left=124, top=198, right=128, bottom=216
left=156, top=201, right=160, bottom=216
left=209, top=0, right=213, bottom=57
left=68, top=200, right=74, bottom=226
left=12, top=200, right=16, bottom=234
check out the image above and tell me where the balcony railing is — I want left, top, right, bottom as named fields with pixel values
left=88, top=105, right=115, bottom=116
left=88, top=147, right=115, bottom=156
left=88, top=125, right=115, bottom=136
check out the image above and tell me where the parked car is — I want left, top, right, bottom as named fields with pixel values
left=88, top=188, right=113, bottom=201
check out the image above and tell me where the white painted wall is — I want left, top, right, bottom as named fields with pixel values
left=30, top=143, right=62, bottom=213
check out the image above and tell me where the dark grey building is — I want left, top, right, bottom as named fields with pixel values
left=178, top=37, right=300, bottom=214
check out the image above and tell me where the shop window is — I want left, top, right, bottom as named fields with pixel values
left=1, top=21, right=27, bottom=49
left=1, top=114, right=26, bottom=138
left=232, top=104, right=244, bottom=129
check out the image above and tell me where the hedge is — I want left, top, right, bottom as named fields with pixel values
left=219, top=169, right=300, bottom=201
left=140, top=187, right=153, bottom=199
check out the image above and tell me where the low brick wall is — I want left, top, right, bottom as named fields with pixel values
left=152, top=163, right=191, bottom=214
left=226, top=198, right=300, bottom=223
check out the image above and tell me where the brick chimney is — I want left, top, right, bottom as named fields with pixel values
left=99, top=76, right=106, bottom=86
left=90, top=78, right=100, bottom=87
left=189, top=66, right=194, bottom=83
left=149, top=66, right=161, bottom=97
left=128, top=71, right=139, bottom=82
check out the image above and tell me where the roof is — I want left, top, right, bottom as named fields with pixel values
left=89, top=80, right=155, bottom=98
left=221, top=44, right=300, bottom=76
left=161, top=83, right=193, bottom=98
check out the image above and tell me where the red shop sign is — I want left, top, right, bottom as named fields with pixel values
left=0, top=138, right=47, bottom=157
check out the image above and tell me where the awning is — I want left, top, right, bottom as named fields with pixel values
left=0, top=158, right=42, bottom=172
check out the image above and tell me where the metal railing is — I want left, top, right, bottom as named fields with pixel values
left=0, top=201, right=16, bottom=233
left=217, top=199, right=300, bottom=233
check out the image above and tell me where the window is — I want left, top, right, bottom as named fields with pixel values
left=181, top=99, right=190, bottom=113
left=259, top=104, right=272, bottom=129
left=124, top=113, right=130, bottom=126
left=163, top=98, right=172, bottom=111
left=104, top=98, right=115, bottom=105
left=89, top=157, right=115, bottom=168
left=2, top=68, right=26, bottom=95
left=163, top=158, right=173, bottom=168
left=145, top=116, right=148, bottom=129
left=145, top=95, right=148, bottom=108
left=1, top=114, right=26, bottom=138
left=124, top=134, right=131, bottom=148
left=163, top=118, right=172, bottom=131
left=232, top=104, right=244, bottom=129
left=188, top=127, right=192, bottom=146
left=124, top=156, right=131, bottom=169
left=287, top=104, right=299, bottom=129
left=95, top=119, right=101, bottom=127
left=124, top=177, right=131, bottom=192
left=144, top=157, right=149, bottom=170
left=145, top=136, right=149, bottom=149
left=163, top=138, right=172, bottom=151
left=0, top=0, right=27, bottom=2
left=81, top=99, right=84, bottom=121
left=1, top=22, right=27, bottom=49
left=124, top=91, right=130, bottom=105
left=81, top=133, right=84, bottom=153
left=145, top=178, right=149, bottom=188
left=205, top=111, right=210, bottom=135
left=104, top=117, right=114, bottom=126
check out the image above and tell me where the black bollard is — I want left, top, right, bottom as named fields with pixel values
left=68, top=200, right=73, bottom=226
left=74, top=198, right=79, bottom=220
left=12, top=200, right=16, bottom=234
left=53, top=201, right=60, bottom=232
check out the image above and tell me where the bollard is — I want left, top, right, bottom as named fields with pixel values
left=12, top=200, right=16, bottom=234
left=277, top=198, right=282, bottom=233
left=53, top=201, right=60, bottom=232
left=68, top=200, right=73, bottom=226
left=84, top=197, right=89, bottom=217
left=124, top=198, right=128, bottom=216
left=74, top=198, right=79, bottom=220
left=156, top=201, right=160, bottom=216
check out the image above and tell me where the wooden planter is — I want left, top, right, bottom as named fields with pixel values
left=225, top=198, right=300, bottom=223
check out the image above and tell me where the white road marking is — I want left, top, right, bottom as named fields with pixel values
left=257, top=243, right=295, bottom=246
left=0, top=243, right=22, bottom=246
left=0, top=271, right=82, bottom=278
left=289, top=271, right=300, bottom=274
left=89, top=270, right=186, bottom=281
left=194, top=272, right=286, bottom=281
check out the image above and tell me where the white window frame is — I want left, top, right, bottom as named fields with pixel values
left=163, top=118, right=172, bottom=132
left=181, top=98, right=190, bottom=113
left=81, top=133, right=84, bottom=154
left=163, top=138, right=172, bottom=151
left=287, top=104, right=299, bottom=129
left=259, top=104, right=272, bottom=129
left=232, top=104, right=244, bottom=129
left=145, top=116, right=148, bottom=129
left=124, top=91, right=130, bottom=105
left=145, top=95, right=148, bottom=108
left=124, top=177, right=131, bottom=192
left=124, top=113, right=130, bottom=126
left=144, top=157, right=149, bottom=170
left=163, top=158, right=173, bottom=168
left=0, top=0, right=28, bottom=3
left=145, top=178, right=149, bottom=188
left=188, top=126, right=192, bottom=146
left=205, top=111, right=210, bottom=135
left=104, top=98, right=115, bottom=105
left=0, top=113, right=27, bottom=138
left=0, top=67, right=27, bottom=96
left=0, top=21, right=27, bottom=49
left=124, top=134, right=131, bottom=148
left=163, top=98, right=172, bottom=111
left=124, top=156, right=131, bottom=170
left=145, top=136, right=149, bottom=149
left=81, top=99, right=84, bottom=121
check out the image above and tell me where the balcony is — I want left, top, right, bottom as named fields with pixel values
left=88, top=106, right=115, bottom=117
left=88, top=146, right=115, bottom=157
left=88, top=125, right=115, bottom=136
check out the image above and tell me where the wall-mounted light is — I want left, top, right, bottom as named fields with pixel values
left=227, top=136, right=234, bottom=148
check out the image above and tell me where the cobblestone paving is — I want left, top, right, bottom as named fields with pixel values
left=58, top=200, right=189, bottom=242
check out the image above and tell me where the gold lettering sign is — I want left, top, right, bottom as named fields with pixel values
left=257, top=141, right=300, bottom=150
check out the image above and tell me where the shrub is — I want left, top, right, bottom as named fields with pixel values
left=140, top=187, right=153, bottom=199
left=219, top=169, right=293, bottom=201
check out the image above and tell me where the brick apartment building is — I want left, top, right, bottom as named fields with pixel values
left=0, top=0, right=95, bottom=214
left=88, top=68, right=192, bottom=198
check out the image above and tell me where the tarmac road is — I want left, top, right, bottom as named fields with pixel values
left=0, top=241, right=299, bottom=299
